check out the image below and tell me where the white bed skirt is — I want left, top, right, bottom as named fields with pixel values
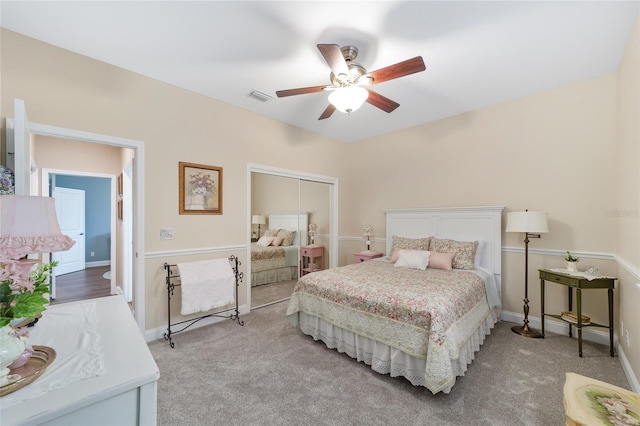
left=297, top=307, right=500, bottom=394
left=252, top=266, right=297, bottom=287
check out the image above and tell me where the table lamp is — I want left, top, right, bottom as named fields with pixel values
left=251, top=214, right=266, bottom=238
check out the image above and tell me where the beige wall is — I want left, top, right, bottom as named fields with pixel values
left=1, top=24, right=638, bottom=386
left=251, top=173, right=299, bottom=234
left=34, top=136, right=123, bottom=177
left=615, top=16, right=640, bottom=385
left=343, top=73, right=619, bottom=319
left=0, top=29, right=346, bottom=332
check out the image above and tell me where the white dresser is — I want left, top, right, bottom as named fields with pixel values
left=1, top=295, right=159, bottom=425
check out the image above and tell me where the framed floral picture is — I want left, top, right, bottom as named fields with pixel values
left=179, top=161, right=223, bottom=215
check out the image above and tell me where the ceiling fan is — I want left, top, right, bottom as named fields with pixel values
left=276, top=44, right=426, bottom=120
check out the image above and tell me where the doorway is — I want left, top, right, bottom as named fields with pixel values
left=44, top=170, right=116, bottom=302
left=6, top=99, right=147, bottom=331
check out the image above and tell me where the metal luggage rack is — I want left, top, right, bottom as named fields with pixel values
left=163, top=255, right=244, bottom=348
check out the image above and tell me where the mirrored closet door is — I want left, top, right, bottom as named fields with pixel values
left=249, top=171, right=332, bottom=309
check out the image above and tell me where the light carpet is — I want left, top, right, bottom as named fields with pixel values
left=148, top=301, right=630, bottom=426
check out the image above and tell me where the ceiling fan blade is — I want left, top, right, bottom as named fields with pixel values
left=276, top=85, right=327, bottom=97
left=317, top=44, right=349, bottom=77
left=368, top=56, right=426, bottom=85
left=318, top=104, right=336, bottom=120
left=366, top=90, right=400, bottom=113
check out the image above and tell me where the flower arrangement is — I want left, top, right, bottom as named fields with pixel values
left=0, top=258, right=56, bottom=329
left=565, top=251, right=579, bottom=262
left=189, top=171, right=214, bottom=196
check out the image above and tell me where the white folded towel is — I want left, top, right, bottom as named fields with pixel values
left=177, top=258, right=235, bottom=315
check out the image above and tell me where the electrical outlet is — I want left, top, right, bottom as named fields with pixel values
left=625, top=330, right=631, bottom=347
left=160, top=228, right=174, bottom=240
left=90, top=251, right=95, bottom=257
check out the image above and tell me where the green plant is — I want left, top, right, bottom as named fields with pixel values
left=0, top=259, right=57, bottom=328
left=565, top=251, right=579, bottom=262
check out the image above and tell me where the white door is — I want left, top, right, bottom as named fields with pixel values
left=7, top=99, right=33, bottom=195
left=53, top=187, right=86, bottom=276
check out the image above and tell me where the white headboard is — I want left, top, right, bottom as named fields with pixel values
left=384, top=206, right=504, bottom=298
left=268, top=212, right=309, bottom=246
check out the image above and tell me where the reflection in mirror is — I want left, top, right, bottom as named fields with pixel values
left=300, top=179, right=331, bottom=270
left=250, top=173, right=331, bottom=309
left=250, top=173, right=300, bottom=309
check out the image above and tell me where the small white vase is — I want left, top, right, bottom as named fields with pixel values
left=189, top=193, right=205, bottom=210
left=565, top=261, right=578, bottom=272
left=0, top=325, right=27, bottom=385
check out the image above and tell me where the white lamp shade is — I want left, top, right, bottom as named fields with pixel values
left=328, top=86, right=369, bottom=113
left=308, top=223, right=317, bottom=236
left=251, top=215, right=266, bottom=225
left=0, top=195, right=75, bottom=255
left=363, top=224, right=374, bottom=238
left=506, top=211, right=549, bottom=233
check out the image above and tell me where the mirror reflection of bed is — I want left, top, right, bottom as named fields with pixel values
left=250, top=173, right=332, bottom=309
left=251, top=213, right=307, bottom=308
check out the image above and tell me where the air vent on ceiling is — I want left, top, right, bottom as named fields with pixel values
left=246, top=89, right=273, bottom=102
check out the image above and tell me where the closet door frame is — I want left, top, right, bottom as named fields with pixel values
left=246, top=163, right=338, bottom=309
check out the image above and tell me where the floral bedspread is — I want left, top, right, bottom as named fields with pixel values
left=251, top=243, right=286, bottom=273
left=286, top=260, right=494, bottom=391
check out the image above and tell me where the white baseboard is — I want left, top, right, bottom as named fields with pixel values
left=501, top=310, right=615, bottom=346
left=86, top=260, right=110, bottom=268
left=144, top=304, right=250, bottom=343
left=501, top=309, right=640, bottom=392
left=617, top=345, right=640, bottom=393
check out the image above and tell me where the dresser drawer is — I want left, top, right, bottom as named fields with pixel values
left=540, top=270, right=576, bottom=286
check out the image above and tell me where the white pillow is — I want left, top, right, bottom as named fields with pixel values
left=474, top=241, right=486, bottom=268
left=394, top=250, right=430, bottom=270
left=256, top=236, right=274, bottom=247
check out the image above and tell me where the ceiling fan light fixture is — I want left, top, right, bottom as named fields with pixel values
left=328, top=86, right=369, bottom=114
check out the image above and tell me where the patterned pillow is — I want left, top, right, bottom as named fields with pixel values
left=277, top=229, right=297, bottom=246
left=389, top=236, right=431, bottom=261
left=429, top=238, right=478, bottom=270
left=263, top=229, right=281, bottom=237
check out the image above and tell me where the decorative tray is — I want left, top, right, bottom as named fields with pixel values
left=0, top=345, right=56, bottom=397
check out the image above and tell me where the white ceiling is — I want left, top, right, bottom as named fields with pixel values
left=1, top=1, right=638, bottom=143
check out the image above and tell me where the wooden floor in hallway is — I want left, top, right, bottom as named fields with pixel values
left=52, top=265, right=112, bottom=305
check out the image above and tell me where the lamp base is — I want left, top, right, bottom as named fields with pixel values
left=511, top=324, right=544, bottom=338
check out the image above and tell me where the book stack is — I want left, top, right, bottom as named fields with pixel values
left=561, top=311, right=591, bottom=325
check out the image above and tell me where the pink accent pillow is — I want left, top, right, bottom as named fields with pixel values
left=389, top=248, right=401, bottom=263
left=270, top=236, right=284, bottom=246
left=427, top=252, right=454, bottom=271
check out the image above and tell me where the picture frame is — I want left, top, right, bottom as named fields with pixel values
left=179, top=161, right=223, bottom=215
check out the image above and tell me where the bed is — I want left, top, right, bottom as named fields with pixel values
left=251, top=212, right=308, bottom=287
left=285, top=206, right=504, bottom=394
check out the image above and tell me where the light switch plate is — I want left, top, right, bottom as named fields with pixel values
left=160, top=228, right=174, bottom=240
